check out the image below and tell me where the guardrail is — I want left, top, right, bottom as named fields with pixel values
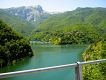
left=0, top=59, right=106, bottom=80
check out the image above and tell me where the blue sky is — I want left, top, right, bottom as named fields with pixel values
left=0, top=0, right=106, bottom=12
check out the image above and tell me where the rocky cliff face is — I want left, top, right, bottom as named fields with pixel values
left=5, top=5, right=50, bottom=22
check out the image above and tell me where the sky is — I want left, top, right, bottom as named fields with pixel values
left=0, top=0, right=106, bottom=12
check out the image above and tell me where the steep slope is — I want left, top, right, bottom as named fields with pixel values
left=4, top=5, right=51, bottom=25
left=82, top=34, right=106, bottom=80
left=37, top=7, right=106, bottom=32
left=0, top=20, right=33, bottom=67
left=0, top=9, right=35, bottom=37
left=31, top=7, right=106, bottom=44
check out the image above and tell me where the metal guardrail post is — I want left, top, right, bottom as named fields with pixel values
left=75, top=62, right=82, bottom=80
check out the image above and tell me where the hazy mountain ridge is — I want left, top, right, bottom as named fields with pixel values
left=4, top=5, right=51, bottom=23
left=0, top=5, right=52, bottom=37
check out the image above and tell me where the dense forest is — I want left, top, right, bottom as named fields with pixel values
left=82, top=34, right=106, bottom=80
left=0, top=20, right=33, bottom=67
left=30, top=8, right=106, bottom=44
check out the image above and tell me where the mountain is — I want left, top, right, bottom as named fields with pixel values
left=37, top=7, right=106, bottom=32
left=4, top=5, right=51, bottom=24
left=0, top=5, right=51, bottom=37
left=0, top=9, right=35, bottom=37
left=0, top=20, right=33, bottom=67
left=30, top=7, right=106, bottom=44
left=82, top=34, right=106, bottom=80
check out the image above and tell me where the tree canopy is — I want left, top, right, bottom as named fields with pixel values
left=82, top=34, right=106, bottom=80
left=0, top=20, right=33, bottom=67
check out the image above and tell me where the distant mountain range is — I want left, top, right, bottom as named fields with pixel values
left=37, top=7, right=106, bottom=32
left=4, top=5, right=51, bottom=24
left=0, top=6, right=106, bottom=39
left=0, top=5, right=51, bottom=36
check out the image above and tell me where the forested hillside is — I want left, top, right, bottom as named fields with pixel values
left=0, top=9, right=35, bottom=37
left=82, top=34, right=106, bottom=80
left=0, top=20, right=33, bottom=67
left=37, top=7, right=106, bottom=32
left=30, top=7, right=106, bottom=44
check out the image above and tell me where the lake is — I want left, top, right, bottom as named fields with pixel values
left=0, top=44, right=88, bottom=80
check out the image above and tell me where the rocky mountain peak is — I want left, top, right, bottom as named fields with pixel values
left=4, top=5, right=49, bottom=22
left=35, top=5, right=43, bottom=12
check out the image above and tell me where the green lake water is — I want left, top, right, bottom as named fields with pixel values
left=0, top=44, right=88, bottom=80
